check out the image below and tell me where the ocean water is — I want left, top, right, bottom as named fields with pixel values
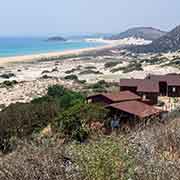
left=0, top=37, right=105, bottom=57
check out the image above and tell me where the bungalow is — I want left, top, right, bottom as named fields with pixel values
left=120, top=79, right=159, bottom=105
left=146, top=74, right=180, bottom=97
left=120, top=79, right=142, bottom=93
left=107, top=100, right=164, bottom=128
left=87, top=91, right=141, bottom=106
left=87, top=90, right=166, bottom=131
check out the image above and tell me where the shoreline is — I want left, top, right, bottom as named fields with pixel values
left=0, top=41, right=122, bottom=66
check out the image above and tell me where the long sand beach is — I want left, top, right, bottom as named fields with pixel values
left=0, top=38, right=151, bottom=66
left=0, top=41, right=120, bottom=66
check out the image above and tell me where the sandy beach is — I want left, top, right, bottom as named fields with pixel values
left=0, top=37, right=152, bottom=66
left=0, top=41, right=122, bottom=66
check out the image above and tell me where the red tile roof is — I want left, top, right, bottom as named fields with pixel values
left=137, top=80, right=159, bottom=93
left=88, top=91, right=141, bottom=102
left=102, top=91, right=141, bottom=102
left=147, top=74, right=180, bottom=86
left=120, top=79, right=142, bottom=87
left=108, top=100, right=162, bottom=118
left=120, top=79, right=159, bottom=93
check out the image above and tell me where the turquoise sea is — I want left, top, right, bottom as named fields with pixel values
left=0, top=37, right=105, bottom=57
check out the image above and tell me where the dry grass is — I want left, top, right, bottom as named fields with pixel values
left=130, top=117, right=180, bottom=180
left=0, top=138, right=81, bottom=180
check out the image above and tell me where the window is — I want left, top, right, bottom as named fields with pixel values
left=142, top=94, right=146, bottom=100
left=172, top=87, right=176, bottom=92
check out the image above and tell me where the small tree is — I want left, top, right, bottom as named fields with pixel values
left=54, top=102, right=108, bottom=142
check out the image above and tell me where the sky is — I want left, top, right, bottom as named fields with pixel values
left=0, top=0, right=180, bottom=36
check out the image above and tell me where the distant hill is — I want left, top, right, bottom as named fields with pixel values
left=129, top=25, right=180, bottom=53
left=46, top=36, right=67, bottom=42
left=107, top=27, right=166, bottom=41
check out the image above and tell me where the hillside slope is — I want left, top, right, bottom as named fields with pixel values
left=107, top=27, right=166, bottom=41
left=129, top=25, right=180, bottom=53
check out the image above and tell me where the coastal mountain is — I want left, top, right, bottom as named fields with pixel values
left=129, top=25, right=180, bottom=53
left=107, top=27, right=166, bottom=41
left=46, top=36, right=67, bottom=42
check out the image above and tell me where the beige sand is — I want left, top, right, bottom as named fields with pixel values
left=0, top=41, right=124, bottom=66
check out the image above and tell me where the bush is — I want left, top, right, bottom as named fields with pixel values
left=0, top=139, right=81, bottom=180
left=47, top=85, right=65, bottom=97
left=54, top=103, right=108, bottom=142
left=111, top=62, right=143, bottom=73
left=64, top=74, right=78, bottom=81
left=41, top=70, right=50, bottom=74
left=47, top=85, right=85, bottom=110
left=84, top=66, right=96, bottom=70
left=79, top=70, right=103, bottom=75
left=0, top=100, right=58, bottom=153
left=87, top=80, right=111, bottom=92
left=0, top=80, right=18, bottom=87
left=68, top=136, right=136, bottom=180
left=104, top=61, right=120, bottom=69
left=0, top=73, right=16, bottom=79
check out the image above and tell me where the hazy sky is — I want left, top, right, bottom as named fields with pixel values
left=0, top=0, right=179, bottom=36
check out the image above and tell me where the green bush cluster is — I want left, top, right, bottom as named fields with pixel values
left=64, top=74, right=86, bottom=84
left=79, top=69, right=103, bottom=75
left=104, top=61, right=121, bottom=69
left=68, top=137, right=136, bottom=180
left=111, top=61, right=143, bottom=73
left=54, top=102, right=108, bottom=142
left=87, top=80, right=111, bottom=92
left=0, top=80, right=18, bottom=88
left=0, top=73, right=16, bottom=79
left=0, top=100, right=57, bottom=153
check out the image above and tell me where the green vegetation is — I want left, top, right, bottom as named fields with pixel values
left=55, top=103, right=108, bottom=142
left=104, top=61, right=121, bottom=69
left=0, top=100, right=57, bottom=153
left=68, top=137, right=136, bottom=180
left=110, top=66, right=126, bottom=73
left=0, top=85, right=86, bottom=153
left=111, top=61, right=143, bottom=73
left=41, top=70, right=50, bottom=74
left=139, top=57, right=166, bottom=65
left=41, top=74, right=53, bottom=79
left=0, top=83, right=180, bottom=179
left=0, top=73, right=16, bottom=79
left=79, top=69, right=103, bottom=75
left=64, top=74, right=86, bottom=84
left=0, top=80, right=18, bottom=88
left=84, top=66, right=96, bottom=70
left=85, top=80, right=119, bottom=93
left=87, top=80, right=111, bottom=92
left=64, top=74, right=78, bottom=81
left=65, top=66, right=81, bottom=74
left=161, top=58, right=180, bottom=69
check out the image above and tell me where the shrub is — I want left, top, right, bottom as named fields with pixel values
left=123, top=62, right=143, bottom=73
left=87, top=80, right=111, bottom=92
left=84, top=66, right=96, bottom=70
left=0, top=80, right=18, bottom=87
left=0, top=100, right=58, bottom=153
left=111, top=62, right=143, bottom=73
left=0, top=73, right=16, bottom=79
left=0, top=139, right=81, bottom=180
left=41, top=70, right=50, bottom=74
left=47, top=85, right=85, bottom=110
left=47, top=85, right=65, bottom=97
left=68, top=136, right=136, bottom=180
left=104, top=61, right=120, bottom=69
left=110, top=66, right=126, bottom=73
left=54, top=103, right=108, bottom=142
left=79, top=70, right=103, bottom=75
left=64, top=74, right=78, bottom=81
